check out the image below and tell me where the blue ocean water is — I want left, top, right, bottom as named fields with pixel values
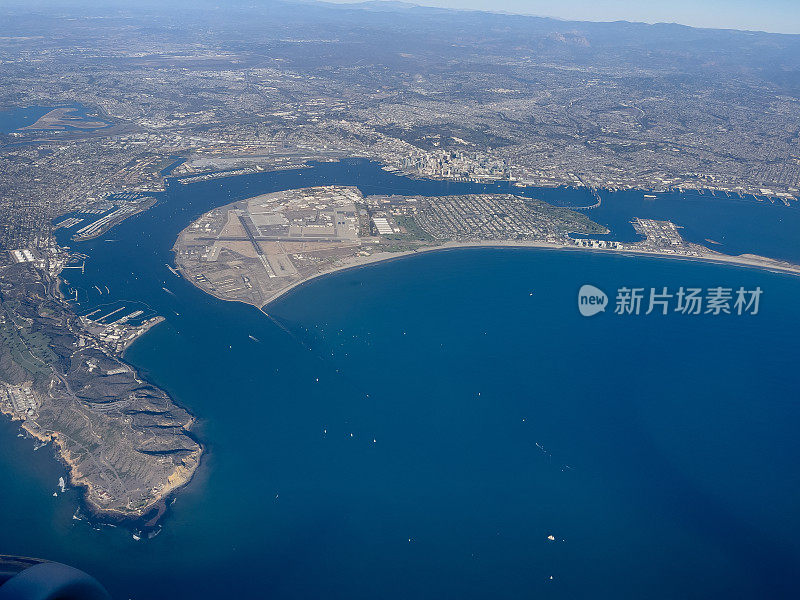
left=0, top=106, right=54, bottom=133
left=0, top=104, right=106, bottom=133
left=2, top=161, right=800, bottom=599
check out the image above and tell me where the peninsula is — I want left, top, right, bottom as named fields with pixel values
left=0, top=260, right=201, bottom=524
left=173, top=186, right=800, bottom=310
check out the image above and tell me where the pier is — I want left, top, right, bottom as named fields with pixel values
left=61, top=260, right=85, bottom=274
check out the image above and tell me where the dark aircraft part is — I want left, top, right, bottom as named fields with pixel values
left=0, top=556, right=110, bottom=600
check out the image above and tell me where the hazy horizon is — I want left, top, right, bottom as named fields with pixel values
left=321, top=0, right=800, bottom=34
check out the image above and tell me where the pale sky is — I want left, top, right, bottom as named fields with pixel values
left=323, top=0, right=800, bottom=34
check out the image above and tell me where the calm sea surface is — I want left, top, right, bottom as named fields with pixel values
left=0, top=106, right=54, bottom=133
left=0, top=104, right=105, bottom=133
left=1, top=160, right=799, bottom=599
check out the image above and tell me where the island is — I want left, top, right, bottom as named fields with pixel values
left=173, top=186, right=800, bottom=311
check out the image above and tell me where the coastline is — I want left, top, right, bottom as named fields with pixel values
left=25, top=226, right=752, bottom=530
left=170, top=156, right=797, bottom=207
left=162, top=160, right=800, bottom=314
left=0, top=264, right=204, bottom=529
left=37, top=161, right=800, bottom=529
left=241, top=240, right=800, bottom=310
left=1, top=402, right=201, bottom=527
left=54, top=263, right=203, bottom=525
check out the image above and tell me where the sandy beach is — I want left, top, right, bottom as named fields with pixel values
left=242, top=240, right=800, bottom=310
